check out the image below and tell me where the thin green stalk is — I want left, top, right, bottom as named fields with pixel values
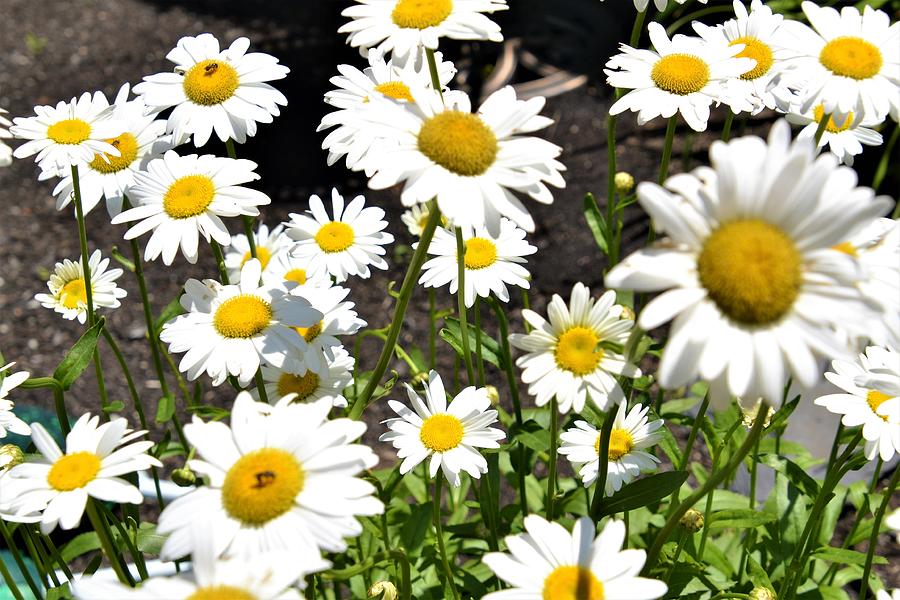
left=663, top=530, right=687, bottom=584
left=0, top=553, right=24, bottom=600
left=0, top=521, right=41, bottom=599
left=666, top=392, right=710, bottom=517
left=859, top=464, right=900, bottom=600
left=658, top=116, right=678, bottom=184
left=547, top=396, right=559, bottom=520
left=629, top=8, right=648, bottom=46
left=697, top=420, right=742, bottom=558
left=738, top=436, right=761, bottom=584
left=722, top=110, right=734, bottom=141
left=666, top=4, right=735, bottom=35
left=97, top=502, right=148, bottom=582
left=433, top=474, right=460, bottom=600
left=826, top=421, right=844, bottom=472
left=425, top=49, right=444, bottom=100
left=473, top=298, right=486, bottom=387
left=874, top=123, right=898, bottom=193
left=349, top=200, right=441, bottom=419
left=590, top=405, right=617, bottom=519
left=813, top=112, right=831, bottom=145
left=604, top=111, right=619, bottom=269
left=428, top=288, right=437, bottom=369
left=254, top=370, right=269, bottom=404
left=39, top=533, right=74, bottom=582
left=22, top=526, right=57, bottom=587
left=84, top=500, right=134, bottom=586
left=454, top=229, right=476, bottom=386
left=210, top=240, right=230, bottom=284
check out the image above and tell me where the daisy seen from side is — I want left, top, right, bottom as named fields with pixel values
left=224, top=222, right=291, bottom=283
left=34, top=250, right=127, bottom=325
left=256, top=347, right=355, bottom=408
left=0, top=363, right=30, bottom=439
left=261, top=249, right=332, bottom=291
left=786, top=100, right=883, bottom=166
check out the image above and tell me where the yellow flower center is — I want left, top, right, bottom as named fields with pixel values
left=831, top=241, right=858, bottom=256
left=730, top=36, right=773, bottom=80
left=213, top=295, right=273, bottom=338
left=418, top=111, right=498, bottom=177
left=284, top=268, right=308, bottom=285
left=555, top=327, right=604, bottom=376
left=295, top=321, right=323, bottom=343
left=419, top=413, right=464, bottom=452
left=187, top=586, right=257, bottom=600
left=163, top=175, right=216, bottom=219
left=60, top=278, right=88, bottom=310
left=697, top=219, right=802, bottom=326
left=595, top=429, right=635, bottom=461
left=813, top=105, right=854, bottom=133
left=315, top=222, right=355, bottom=253
left=241, top=246, right=272, bottom=270
left=221, top=448, right=304, bottom=526
left=650, top=54, right=710, bottom=95
left=542, top=566, right=605, bottom=600
left=374, top=81, right=415, bottom=102
left=391, top=0, right=453, bottom=29
left=46, top=119, right=91, bottom=145
left=867, top=390, right=892, bottom=423
left=819, top=37, right=882, bottom=80
left=463, top=237, right=498, bottom=269
left=183, top=59, right=240, bottom=106
left=89, top=132, right=139, bottom=174
left=276, top=371, right=321, bottom=401
left=47, top=452, right=101, bottom=491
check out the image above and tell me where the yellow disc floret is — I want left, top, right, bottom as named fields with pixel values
left=187, top=586, right=257, bottom=600
left=555, top=327, right=604, bottom=376
left=391, top=0, right=453, bottom=29
left=276, top=371, right=321, bottom=401
left=420, top=413, right=464, bottom=452
left=542, top=566, right=605, bottom=600
left=47, top=452, right=102, bottom=491
left=463, top=237, right=498, bottom=270
left=831, top=241, right=858, bottom=256
left=163, top=175, right=216, bottom=219
left=595, top=429, right=635, bottom=461
left=315, top=222, right=355, bottom=253
left=651, top=54, right=710, bottom=95
left=730, top=36, right=773, bottom=81
left=867, top=390, right=891, bottom=422
left=47, top=119, right=91, bottom=145
left=213, top=295, right=273, bottom=338
left=284, top=268, right=308, bottom=285
left=813, top=105, right=854, bottom=133
left=697, top=219, right=802, bottom=326
left=60, top=278, right=88, bottom=310
left=418, top=111, right=498, bottom=177
left=221, top=448, right=304, bottom=526
left=89, top=132, right=139, bottom=174
left=374, top=81, right=415, bottom=102
left=241, top=246, right=272, bottom=270
left=295, top=321, right=323, bottom=343
left=183, top=59, right=240, bottom=106
left=819, top=37, right=882, bottom=80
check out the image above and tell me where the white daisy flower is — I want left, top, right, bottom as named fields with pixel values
left=0, top=105, right=13, bottom=167
left=876, top=590, right=900, bottom=600
left=285, top=188, right=394, bottom=283
left=34, top=250, right=127, bottom=325
left=319, top=48, right=456, bottom=175
left=0, top=414, right=161, bottom=535
left=134, top=33, right=289, bottom=147
left=45, top=83, right=173, bottom=218
left=559, top=402, right=664, bottom=495
left=224, top=222, right=292, bottom=283
left=256, top=347, right=355, bottom=408
left=157, top=392, right=383, bottom=562
left=605, top=121, right=893, bottom=409
left=160, top=259, right=322, bottom=387
left=10, top=91, right=126, bottom=177
left=605, top=22, right=755, bottom=132
left=260, top=248, right=332, bottom=290
left=0, top=363, right=30, bottom=439
left=380, top=370, right=504, bottom=487
left=691, top=0, right=794, bottom=115
left=508, top=284, right=641, bottom=414
left=779, top=2, right=900, bottom=123
left=339, top=0, right=507, bottom=65
left=814, top=346, right=900, bottom=462
left=482, top=516, right=667, bottom=600
left=786, top=100, right=883, bottom=166
left=366, top=85, right=566, bottom=235
left=111, top=150, right=271, bottom=265
left=417, top=218, right=536, bottom=308
left=401, top=203, right=439, bottom=237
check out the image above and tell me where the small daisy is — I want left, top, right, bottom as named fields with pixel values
left=261, top=249, right=332, bottom=290
left=111, top=150, right=271, bottom=265
left=815, top=346, right=899, bottom=461
left=559, top=402, right=664, bottom=495
left=0, top=363, right=30, bottom=439
left=157, top=392, right=383, bottom=562
left=418, top=218, right=536, bottom=308
left=224, top=222, right=291, bottom=283
left=786, top=100, right=883, bottom=166
left=256, top=347, right=355, bottom=408
left=605, top=22, right=755, bottom=132
left=366, top=85, right=566, bottom=234
left=285, top=188, right=394, bottom=283
left=508, top=283, right=641, bottom=414
left=482, top=516, right=667, bottom=600
left=605, top=121, right=892, bottom=409
left=45, top=83, right=173, bottom=218
left=339, top=0, right=507, bottom=64
left=34, top=250, right=127, bottom=325
left=10, top=92, right=126, bottom=177
left=134, top=33, right=289, bottom=147
left=779, top=2, right=900, bottom=123
left=401, top=203, right=439, bottom=237
left=0, top=104, right=13, bottom=167
left=160, top=259, right=322, bottom=387
left=0, top=414, right=161, bottom=535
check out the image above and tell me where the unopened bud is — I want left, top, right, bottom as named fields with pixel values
left=485, top=385, right=500, bottom=406
left=614, top=171, right=635, bottom=194
left=738, top=398, right=772, bottom=430
left=171, top=467, right=197, bottom=487
left=619, top=306, right=636, bottom=321
left=0, top=445, right=24, bottom=471
left=412, top=371, right=430, bottom=387
left=749, top=586, right=777, bottom=600
left=368, top=581, right=398, bottom=600
left=680, top=508, right=704, bottom=532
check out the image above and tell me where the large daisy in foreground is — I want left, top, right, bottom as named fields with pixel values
left=482, top=516, right=667, bottom=600
left=606, top=121, right=892, bottom=409
left=157, top=392, right=382, bottom=562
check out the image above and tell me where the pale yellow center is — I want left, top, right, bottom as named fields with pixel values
left=867, top=390, right=891, bottom=423
left=276, top=371, right=321, bottom=401
left=187, top=586, right=257, bottom=600
left=47, top=119, right=91, bottom=145
left=542, top=566, right=605, bottom=600
left=595, top=429, right=635, bottom=461
left=47, top=452, right=101, bottom=491
left=418, top=111, right=498, bottom=177
left=183, top=59, right=240, bottom=105
left=89, top=132, right=139, bottom=174
left=241, top=246, right=272, bottom=270
left=213, top=295, right=273, bottom=338
left=819, top=37, right=882, bottom=80
left=163, top=175, right=215, bottom=219
left=391, top=0, right=453, bottom=29
left=651, top=54, right=710, bottom=95
left=555, top=327, right=603, bottom=376
left=315, top=222, right=355, bottom=253
left=60, top=278, right=88, bottom=310
left=420, top=413, right=464, bottom=452
left=464, top=237, right=498, bottom=270
left=374, top=81, right=415, bottom=102
left=697, top=219, right=802, bottom=326
left=730, top=36, right=773, bottom=80
left=284, top=268, right=308, bottom=285
left=221, top=448, right=304, bottom=526
left=813, top=105, right=854, bottom=133
left=295, top=321, right=323, bottom=343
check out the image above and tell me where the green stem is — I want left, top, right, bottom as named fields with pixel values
left=547, top=396, right=559, bottom=520
left=590, top=405, right=617, bottom=519
left=859, top=464, right=900, bottom=600
left=629, top=8, right=648, bottom=47
left=722, top=110, right=734, bottom=141
left=813, top=112, right=831, bottom=145
left=663, top=530, right=687, bottom=584
left=454, top=228, right=476, bottom=386
left=428, top=288, right=437, bottom=370
left=697, top=420, right=742, bottom=558
left=424, top=49, right=444, bottom=100
left=84, top=500, right=134, bottom=586
left=0, top=521, right=41, bottom=599
left=255, top=370, right=269, bottom=404
left=875, top=122, right=899, bottom=193
left=22, top=526, right=57, bottom=587
left=433, top=474, right=460, bottom=600
left=210, top=240, right=230, bottom=284
left=97, top=502, right=148, bottom=582
left=473, top=298, right=486, bottom=387
left=666, top=392, right=710, bottom=518
left=0, top=553, right=24, bottom=600
left=604, top=111, right=619, bottom=269
left=39, top=532, right=74, bottom=582
left=666, top=4, right=735, bottom=35
left=658, top=116, right=678, bottom=184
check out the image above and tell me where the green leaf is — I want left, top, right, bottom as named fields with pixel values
left=582, top=193, right=609, bottom=255
left=61, top=532, right=101, bottom=562
left=102, top=400, right=126, bottom=414
left=46, top=583, right=73, bottom=600
left=400, top=502, right=432, bottom=553
left=747, top=555, right=773, bottom=589
left=707, top=508, right=777, bottom=529
left=597, top=471, right=689, bottom=517
left=109, top=246, right=135, bottom=272
left=761, top=454, right=820, bottom=498
left=811, top=546, right=887, bottom=566
left=440, top=318, right=504, bottom=369
left=135, top=522, right=166, bottom=555
left=154, top=295, right=184, bottom=332
left=53, top=318, right=104, bottom=389
left=509, top=420, right=551, bottom=453
left=155, top=394, right=175, bottom=424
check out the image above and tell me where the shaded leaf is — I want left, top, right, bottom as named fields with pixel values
left=54, top=318, right=104, bottom=390
left=708, top=509, right=777, bottom=529
left=597, top=471, right=689, bottom=517
left=583, top=193, right=609, bottom=255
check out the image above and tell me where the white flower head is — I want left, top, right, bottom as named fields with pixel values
left=0, top=105, right=13, bottom=167
left=224, top=222, right=292, bottom=283
left=257, top=347, right=355, bottom=408
left=261, top=249, right=332, bottom=291
left=34, top=250, right=127, bottom=324
left=786, top=97, right=883, bottom=166
left=0, top=363, right=30, bottom=439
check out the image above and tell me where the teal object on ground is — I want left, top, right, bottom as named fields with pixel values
left=3, top=405, right=67, bottom=449
left=0, top=550, right=39, bottom=600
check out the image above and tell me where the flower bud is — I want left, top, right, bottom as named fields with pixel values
left=0, top=444, right=24, bottom=472
left=614, top=171, right=635, bottom=194
left=368, top=581, right=398, bottom=600
left=485, top=385, right=500, bottom=406
left=738, top=398, right=772, bottom=429
left=680, top=508, right=704, bottom=532
left=171, top=467, right=197, bottom=487
left=619, top=306, right=636, bottom=321
left=749, top=586, right=777, bottom=600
